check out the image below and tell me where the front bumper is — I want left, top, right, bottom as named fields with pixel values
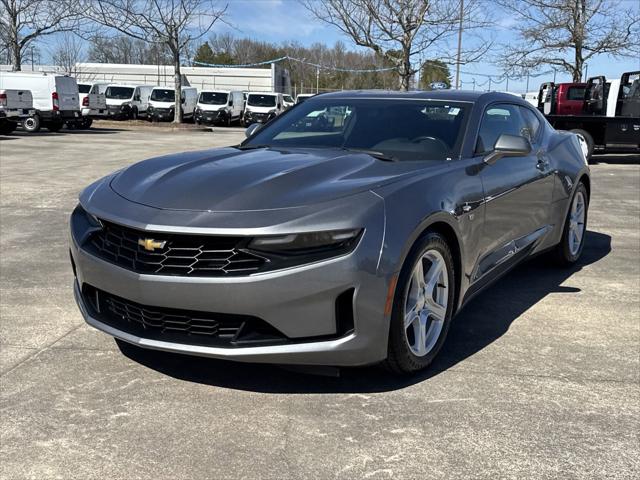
left=69, top=196, right=390, bottom=366
left=195, top=109, right=227, bottom=124
left=148, top=108, right=174, bottom=121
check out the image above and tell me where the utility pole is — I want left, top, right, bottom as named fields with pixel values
left=584, top=64, right=588, bottom=81
left=455, top=0, right=464, bottom=89
left=553, top=68, right=557, bottom=83
left=316, top=67, right=320, bottom=93
left=526, top=72, right=530, bottom=93
left=488, top=77, right=492, bottom=92
left=506, top=75, right=509, bottom=92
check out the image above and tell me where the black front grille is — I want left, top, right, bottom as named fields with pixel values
left=83, top=285, right=288, bottom=347
left=85, top=220, right=268, bottom=277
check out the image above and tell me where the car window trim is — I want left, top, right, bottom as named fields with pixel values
left=474, top=101, right=533, bottom=155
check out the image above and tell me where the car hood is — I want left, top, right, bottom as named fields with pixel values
left=110, top=147, right=431, bottom=212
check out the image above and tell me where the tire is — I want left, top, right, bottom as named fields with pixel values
left=131, top=107, right=138, bottom=120
left=47, top=121, right=63, bottom=132
left=570, top=129, right=594, bottom=162
left=553, top=182, right=589, bottom=266
left=22, top=115, right=41, bottom=133
left=83, top=118, right=93, bottom=129
left=384, top=232, right=456, bottom=374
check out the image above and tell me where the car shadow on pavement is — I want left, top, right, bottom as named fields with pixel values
left=118, top=230, right=612, bottom=393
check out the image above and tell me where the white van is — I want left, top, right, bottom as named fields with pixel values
left=243, top=92, right=285, bottom=125
left=148, top=86, right=198, bottom=122
left=296, top=93, right=316, bottom=104
left=0, top=89, right=35, bottom=134
left=282, top=94, right=295, bottom=109
left=0, top=71, right=80, bottom=132
left=195, top=90, right=244, bottom=126
left=77, top=82, right=107, bottom=127
left=105, top=84, right=154, bottom=119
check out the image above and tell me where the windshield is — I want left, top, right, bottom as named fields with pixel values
left=78, top=84, right=91, bottom=94
left=150, top=89, right=175, bottom=102
left=247, top=94, right=276, bottom=107
left=244, top=99, right=470, bottom=161
left=199, top=92, right=228, bottom=105
left=105, top=87, right=134, bottom=100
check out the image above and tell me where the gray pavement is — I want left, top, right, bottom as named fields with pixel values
left=1, top=127, right=638, bottom=479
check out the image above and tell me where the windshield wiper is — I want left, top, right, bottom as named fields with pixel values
left=341, top=148, right=397, bottom=162
left=234, top=144, right=272, bottom=150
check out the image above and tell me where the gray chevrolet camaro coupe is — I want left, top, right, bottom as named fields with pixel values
left=70, top=90, right=590, bottom=374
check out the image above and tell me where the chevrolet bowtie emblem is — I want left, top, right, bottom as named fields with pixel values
left=138, top=238, right=166, bottom=251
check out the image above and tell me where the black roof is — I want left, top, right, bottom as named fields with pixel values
left=315, top=89, right=524, bottom=104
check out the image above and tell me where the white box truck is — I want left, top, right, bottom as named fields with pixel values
left=0, top=71, right=80, bottom=132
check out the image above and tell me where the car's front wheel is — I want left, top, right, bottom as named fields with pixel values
left=384, top=232, right=455, bottom=374
left=554, top=182, right=589, bottom=265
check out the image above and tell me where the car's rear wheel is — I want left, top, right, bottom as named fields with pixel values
left=554, top=182, right=588, bottom=266
left=384, top=232, right=455, bottom=374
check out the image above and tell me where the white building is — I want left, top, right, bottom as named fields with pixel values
left=1, top=62, right=292, bottom=93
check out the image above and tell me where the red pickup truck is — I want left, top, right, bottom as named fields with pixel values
left=538, top=82, right=586, bottom=115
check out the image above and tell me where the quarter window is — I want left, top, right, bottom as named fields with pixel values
left=476, top=103, right=529, bottom=153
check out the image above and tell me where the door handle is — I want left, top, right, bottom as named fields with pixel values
left=536, top=150, right=549, bottom=171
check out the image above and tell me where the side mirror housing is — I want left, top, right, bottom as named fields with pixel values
left=484, top=134, right=532, bottom=165
left=245, top=123, right=262, bottom=138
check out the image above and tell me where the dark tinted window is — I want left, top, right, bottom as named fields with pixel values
left=199, top=92, right=228, bottom=105
left=247, top=94, right=276, bottom=107
left=519, top=107, right=542, bottom=142
left=476, top=104, right=528, bottom=153
left=245, top=99, right=470, bottom=161
left=150, top=89, right=175, bottom=102
left=567, top=86, right=586, bottom=100
left=78, top=84, right=91, bottom=94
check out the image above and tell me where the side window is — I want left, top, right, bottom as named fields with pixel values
left=519, top=107, right=541, bottom=143
left=476, top=103, right=528, bottom=153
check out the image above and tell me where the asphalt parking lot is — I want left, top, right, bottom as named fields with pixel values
left=1, top=127, right=638, bottom=479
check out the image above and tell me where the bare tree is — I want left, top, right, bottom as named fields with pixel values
left=300, top=0, right=490, bottom=90
left=0, top=0, right=81, bottom=70
left=497, top=0, right=640, bottom=82
left=50, top=32, right=84, bottom=75
left=84, top=0, right=227, bottom=122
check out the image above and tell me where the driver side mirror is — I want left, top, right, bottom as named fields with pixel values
left=484, top=134, right=532, bottom=165
left=245, top=123, right=263, bottom=138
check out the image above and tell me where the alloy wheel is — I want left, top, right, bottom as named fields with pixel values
left=568, top=191, right=586, bottom=256
left=404, top=250, right=449, bottom=357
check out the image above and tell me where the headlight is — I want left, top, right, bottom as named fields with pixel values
left=268, top=109, right=276, bottom=114
left=248, top=229, right=363, bottom=269
left=71, top=204, right=102, bottom=245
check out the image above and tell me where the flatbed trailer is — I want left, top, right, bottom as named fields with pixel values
left=544, top=114, right=640, bottom=155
